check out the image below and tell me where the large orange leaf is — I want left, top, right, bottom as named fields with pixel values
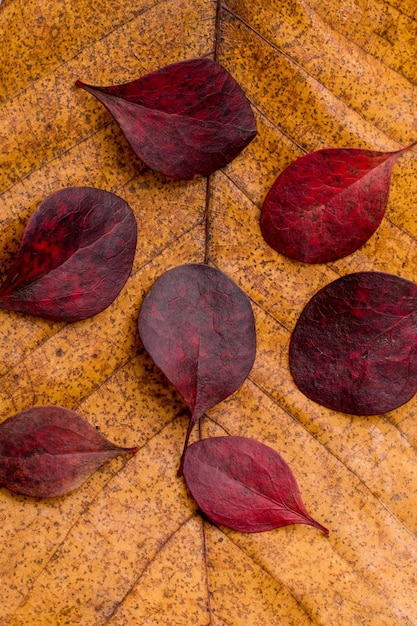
left=1, top=0, right=417, bottom=624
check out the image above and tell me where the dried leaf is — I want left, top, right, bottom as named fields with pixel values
left=0, top=187, right=137, bottom=322
left=4, top=0, right=417, bottom=622
left=260, top=144, right=415, bottom=263
left=290, top=271, right=417, bottom=414
left=183, top=436, right=328, bottom=534
left=138, top=264, right=256, bottom=460
left=75, top=58, right=257, bottom=180
left=0, top=406, right=137, bottom=497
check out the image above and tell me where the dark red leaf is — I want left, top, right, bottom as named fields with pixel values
left=0, top=187, right=137, bottom=322
left=260, top=144, right=416, bottom=263
left=0, top=406, right=137, bottom=497
left=290, top=271, right=417, bottom=414
left=183, top=436, right=328, bottom=534
left=138, top=264, right=256, bottom=463
left=75, top=58, right=257, bottom=180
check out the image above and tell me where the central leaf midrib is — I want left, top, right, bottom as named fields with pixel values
left=202, top=458, right=301, bottom=517
left=304, top=157, right=392, bottom=214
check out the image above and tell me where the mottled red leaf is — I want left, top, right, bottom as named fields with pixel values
left=75, top=57, right=257, bottom=180
left=0, top=406, right=137, bottom=497
left=0, top=187, right=137, bottom=322
left=138, top=264, right=256, bottom=464
left=290, top=271, right=417, bottom=414
left=260, top=144, right=416, bottom=263
left=183, top=436, right=328, bottom=534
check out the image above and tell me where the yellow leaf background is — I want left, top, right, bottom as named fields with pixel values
left=1, top=0, right=417, bottom=624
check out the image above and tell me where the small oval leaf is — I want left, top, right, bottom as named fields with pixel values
left=290, top=271, right=417, bottom=414
left=0, top=187, right=137, bottom=322
left=183, top=436, right=328, bottom=534
left=260, top=144, right=415, bottom=263
left=76, top=57, right=257, bottom=180
left=138, top=264, right=256, bottom=457
left=0, top=406, right=137, bottom=497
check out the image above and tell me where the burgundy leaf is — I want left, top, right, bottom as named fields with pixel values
left=0, top=406, right=137, bottom=497
left=138, top=264, right=256, bottom=463
left=75, top=58, right=257, bottom=180
left=290, top=271, right=417, bottom=414
left=0, top=187, right=137, bottom=322
left=260, top=143, right=416, bottom=263
left=183, top=436, right=328, bottom=534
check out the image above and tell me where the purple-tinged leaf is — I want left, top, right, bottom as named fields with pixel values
left=290, top=271, right=417, bottom=414
left=76, top=58, right=257, bottom=180
left=0, top=187, right=137, bottom=322
left=138, top=264, right=256, bottom=465
left=183, top=436, right=328, bottom=534
left=0, top=406, right=137, bottom=498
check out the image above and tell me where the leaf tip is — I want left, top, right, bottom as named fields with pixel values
left=177, top=459, right=184, bottom=478
left=310, top=519, right=329, bottom=535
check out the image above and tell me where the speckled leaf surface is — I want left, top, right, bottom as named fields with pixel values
left=1, top=0, right=417, bottom=625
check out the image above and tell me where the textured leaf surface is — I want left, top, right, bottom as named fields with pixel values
left=260, top=145, right=414, bottom=263
left=76, top=58, right=257, bottom=180
left=0, top=406, right=137, bottom=497
left=138, top=263, right=256, bottom=457
left=290, top=271, right=417, bottom=414
left=0, top=187, right=137, bottom=321
left=183, top=436, right=328, bottom=533
left=1, top=0, right=417, bottom=624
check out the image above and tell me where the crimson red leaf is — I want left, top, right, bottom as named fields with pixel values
left=75, top=58, right=257, bottom=180
left=0, top=187, right=137, bottom=322
left=290, top=271, right=417, bottom=414
left=183, top=436, right=328, bottom=534
left=260, top=144, right=416, bottom=263
left=0, top=406, right=137, bottom=497
left=138, top=264, right=256, bottom=461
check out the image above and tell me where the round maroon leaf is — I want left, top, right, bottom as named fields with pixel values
left=260, top=144, right=415, bottom=263
left=290, top=271, right=417, bottom=414
left=76, top=57, right=257, bottom=180
left=0, top=406, right=137, bottom=497
left=183, top=436, right=328, bottom=534
left=0, top=187, right=137, bottom=322
left=138, top=264, right=256, bottom=423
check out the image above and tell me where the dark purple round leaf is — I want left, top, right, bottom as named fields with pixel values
left=0, top=405, right=137, bottom=497
left=290, top=271, right=417, bottom=414
left=260, top=144, right=415, bottom=263
left=0, top=187, right=137, bottom=322
left=76, top=58, right=257, bottom=180
left=183, top=436, right=328, bottom=534
left=138, top=263, right=256, bottom=426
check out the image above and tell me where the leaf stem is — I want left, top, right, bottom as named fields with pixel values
left=214, top=0, right=223, bottom=63
left=202, top=0, right=224, bottom=265
left=204, top=176, right=212, bottom=265
left=177, top=416, right=196, bottom=476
